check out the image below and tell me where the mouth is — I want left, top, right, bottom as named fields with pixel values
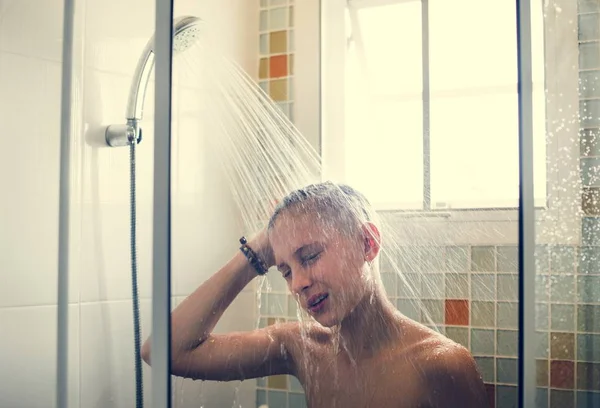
left=307, top=293, right=329, bottom=313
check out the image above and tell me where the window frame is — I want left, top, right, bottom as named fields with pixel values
left=295, top=0, right=580, bottom=242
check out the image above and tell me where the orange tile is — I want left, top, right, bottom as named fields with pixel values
left=269, top=79, right=288, bottom=102
left=445, top=299, right=469, bottom=326
left=550, top=360, right=574, bottom=388
left=269, top=55, right=288, bottom=78
left=270, top=31, right=287, bottom=54
left=259, top=58, right=269, bottom=79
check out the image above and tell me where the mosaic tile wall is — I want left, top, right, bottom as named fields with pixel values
left=258, top=0, right=295, bottom=123
left=254, top=1, right=600, bottom=407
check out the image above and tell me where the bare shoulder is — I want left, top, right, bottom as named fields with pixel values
left=410, top=334, right=489, bottom=408
left=272, top=320, right=332, bottom=344
left=268, top=320, right=331, bottom=367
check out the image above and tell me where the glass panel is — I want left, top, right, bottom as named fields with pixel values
left=533, top=1, right=600, bottom=407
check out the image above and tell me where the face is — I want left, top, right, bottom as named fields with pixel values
left=269, top=209, right=379, bottom=327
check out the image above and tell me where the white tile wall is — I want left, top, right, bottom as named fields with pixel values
left=0, top=0, right=260, bottom=406
left=0, top=305, right=80, bottom=408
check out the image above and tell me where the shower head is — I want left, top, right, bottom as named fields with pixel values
left=127, top=15, right=201, bottom=122
left=105, top=15, right=201, bottom=147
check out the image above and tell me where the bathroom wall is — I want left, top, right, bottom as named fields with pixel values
left=0, top=0, right=260, bottom=407
left=256, top=1, right=600, bottom=408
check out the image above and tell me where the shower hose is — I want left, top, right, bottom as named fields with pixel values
left=130, top=139, right=144, bottom=408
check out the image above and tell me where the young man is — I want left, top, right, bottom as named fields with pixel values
left=142, top=182, right=488, bottom=407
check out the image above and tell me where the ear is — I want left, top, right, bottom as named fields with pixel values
left=361, top=222, right=381, bottom=262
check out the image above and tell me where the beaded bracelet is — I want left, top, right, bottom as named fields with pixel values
left=239, top=236, right=269, bottom=275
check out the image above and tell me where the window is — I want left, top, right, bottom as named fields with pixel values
left=323, top=0, right=548, bottom=210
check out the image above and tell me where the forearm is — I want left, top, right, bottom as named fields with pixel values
left=141, top=249, right=258, bottom=361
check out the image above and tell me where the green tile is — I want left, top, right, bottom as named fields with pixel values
left=581, top=129, right=600, bottom=158
left=268, top=390, right=287, bottom=407
left=578, top=275, right=600, bottom=303
left=550, top=246, right=576, bottom=273
left=581, top=157, right=600, bottom=187
left=496, top=385, right=517, bottom=408
left=580, top=70, right=600, bottom=99
left=580, top=13, right=600, bottom=41
left=259, top=10, right=268, bottom=30
left=422, top=247, right=445, bottom=272
left=267, top=293, right=287, bottom=316
left=550, top=390, right=574, bottom=408
left=536, top=275, right=550, bottom=302
left=396, top=299, right=420, bottom=320
left=579, top=0, right=600, bottom=13
left=577, top=391, right=600, bottom=408
left=289, top=376, right=304, bottom=392
left=498, top=302, right=518, bottom=329
left=445, top=246, right=469, bottom=272
left=578, top=246, right=600, bottom=274
left=551, top=332, right=575, bottom=360
left=536, top=245, right=550, bottom=273
left=472, top=329, right=495, bottom=355
left=257, top=377, right=266, bottom=387
left=267, top=271, right=288, bottom=292
left=536, top=303, right=549, bottom=331
left=551, top=275, right=575, bottom=303
left=580, top=42, right=600, bottom=70
left=578, top=305, right=600, bottom=332
left=474, top=357, right=495, bottom=382
left=471, top=301, right=495, bottom=327
left=259, top=294, right=268, bottom=315
left=380, top=272, right=398, bottom=297
left=257, top=390, right=267, bottom=405
left=422, top=273, right=445, bottom=299
left=288, top=393, right=307, bottom=408
left=397, top=247, right=421, bottom=273
left=536, top=388, right=548, bottom=408
left=260, top=34, right=269, bottom=54
left=445, top=273, right=469, bottom=299
left=497, top=358, right=518, bottom=385
left=472, top=274, right=495, bottom=301
left=578, top=334, right=600, bottom=362
left=497, top=275, right=518, bottom=301
left=537, top=331, right=549, bottom=358
left=397, top=273, right=421, bottom=298
left=288, top=295, right=299, bottom=318
left=497, top=330, right=518, bottom=357
left=421, top=300, right=444, bottom=324
left=446, top=327, right=469, bottom=348
left=576, top=362, right=600, bottom=390
left=471, top=246, right=495, bottom=272
left=497, top=246, right=518, bottom=272
left=551, top=304, right=575, bottom=332
left=583, top=217, right=600, bottom=246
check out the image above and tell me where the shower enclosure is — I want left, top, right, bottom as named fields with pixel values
left=1, top=0, right=598, bottom=408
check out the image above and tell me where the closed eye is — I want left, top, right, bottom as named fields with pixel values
left=301, top=252, right=321, bottom=266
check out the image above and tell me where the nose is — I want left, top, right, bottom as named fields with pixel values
left=290, top=269, right=312, bottom=295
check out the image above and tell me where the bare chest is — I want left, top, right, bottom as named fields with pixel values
left=295, top=351, right=424, bottom=408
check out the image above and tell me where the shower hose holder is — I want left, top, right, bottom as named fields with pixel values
left=105, top=120, right=142, bottom=147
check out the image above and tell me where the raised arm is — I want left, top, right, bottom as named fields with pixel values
left=141, top=231, right=296, bottom=381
